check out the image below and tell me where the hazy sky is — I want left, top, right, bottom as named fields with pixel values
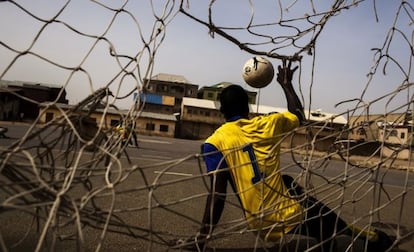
left=0, top=0, right=412, bottom=115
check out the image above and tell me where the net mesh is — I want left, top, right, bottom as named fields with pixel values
left=0, top=0, right=413, bottom=251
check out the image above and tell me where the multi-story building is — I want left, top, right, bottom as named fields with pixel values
left=140, top=73, right=199, bottom=115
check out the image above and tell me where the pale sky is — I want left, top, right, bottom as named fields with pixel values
left=0, top=0, right=412, bottom=115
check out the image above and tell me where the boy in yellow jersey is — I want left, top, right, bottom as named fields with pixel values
left=174, top=60, right=394, bottom=251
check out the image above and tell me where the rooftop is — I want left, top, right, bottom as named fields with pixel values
left=39, top=102, right=177, bottom=121
left=0, top=80, right=62, bottom=89
left=150, top=73, right=190, bottom=83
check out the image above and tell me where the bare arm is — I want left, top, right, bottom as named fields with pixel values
left=276, top=59, right=305, bottom=124
left=199, top=171, right=229, bottom=236
left=171, top=170, right=229, bottom=250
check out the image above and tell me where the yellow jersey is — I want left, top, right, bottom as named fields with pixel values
left=204, top=112, right=303, bottom=241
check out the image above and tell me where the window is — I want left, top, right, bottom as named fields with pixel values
left=156, top=85, right=168, bottom=92
left=160, top=125, right=169, bottom=132
left=110, top=120, right=119, bottom=126
left=401, top=132, right=405, bottom=139
left=389, top=130, right=398, bottom=137
left=45, top=112, right=54, bottom=122
left=207, top=92, right=214, bottom=98
left=146, top=123, right=155, bottom=131
left=171, top=86, right=184, bottom=94
left=356, top=127, right=366, bottom=136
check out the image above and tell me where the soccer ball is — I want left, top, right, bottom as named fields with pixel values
left=242, top=56, right=275, bottom=88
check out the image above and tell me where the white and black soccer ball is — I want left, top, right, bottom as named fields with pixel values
left=242, top=56, right=275, bottom=88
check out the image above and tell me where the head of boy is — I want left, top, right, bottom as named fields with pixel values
left=219, top=85, right=249, bottom=120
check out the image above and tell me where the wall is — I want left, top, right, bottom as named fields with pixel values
left=181, top=106, right=224, bottom=125
left=39, top=106, right=176, bottom=138
left=136, top=117, right=175, bottom=138
left=0, top=93, right=20, bottom=121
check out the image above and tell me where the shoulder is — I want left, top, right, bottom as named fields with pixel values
left=252, top=111, right=299, bottom=132
left=265, top=111, right=298, bottom=123
left=207, top=122, right=237, bottom=139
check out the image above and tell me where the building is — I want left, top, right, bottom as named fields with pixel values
left=179, top=97, right=224, bottom=139
left=39, top=103, right=177, bottom=138
left=378, top=124, right=413, bottom=159
left=32, top=73, right=196, bottom=139
left=197, top=82, right=257, bottom=104
left=141, top=73, right=199, bottom=115
left=0, top=80, right=68, bottom=121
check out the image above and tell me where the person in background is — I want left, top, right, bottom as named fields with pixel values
left=126, top=121, right=139, bottom=148
left=114, top=121, right=138, bottom=148
left=114, top=123, right=126, bottom=144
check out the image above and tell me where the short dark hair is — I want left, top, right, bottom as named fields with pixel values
left=220, top=85, right=249, bottom=119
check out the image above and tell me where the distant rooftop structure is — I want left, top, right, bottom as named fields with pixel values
left=198, top=82, right=258, bottom=104
left=39, top=102, right=177, bottom=122
left=150, top=73, right=190, bottom=83
left=183, top=96, right=221, bottom=110
left=0, top=79, right=62, bottom=89
left=210, top=82, right=234, bottom=89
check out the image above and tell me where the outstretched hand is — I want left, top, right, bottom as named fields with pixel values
left=276, top=59, right=298, bottom=88
left=276, top=59, right=305, bottom=124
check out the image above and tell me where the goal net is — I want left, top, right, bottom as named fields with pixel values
left=0, top=0, right=413, bottom=251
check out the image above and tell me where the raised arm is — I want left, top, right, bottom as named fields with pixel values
left=276, top=59, right=305, bottom=124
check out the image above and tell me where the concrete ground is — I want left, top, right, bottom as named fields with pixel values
left=0, top=122, right=413, bottom=251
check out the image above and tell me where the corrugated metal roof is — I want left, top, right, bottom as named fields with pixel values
left=182, top=97, right=347, bottom=124
left=39, top=103, right=177, bottom=121
left=183, top=97, right=221, bottom=110
left=0, top=79, right=62, bottom=89
left=249, top=104, right=288, bottom=114
left=140, top=111, right=177, bottom=121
